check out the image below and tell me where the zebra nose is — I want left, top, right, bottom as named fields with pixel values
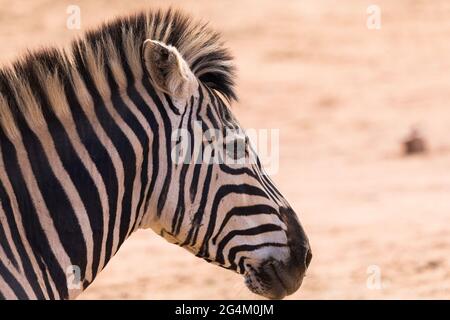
left=243, top=243, right=312, bottom=299
left=278, top=207, right=311, bottom=272
left=253, top=249, right=310, bottom=300
left=282, top=243, right=312, bottom=296
left=292, top=242, right=312, bottom=271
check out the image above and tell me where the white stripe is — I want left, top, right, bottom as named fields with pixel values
left=71, top=71, right=125, bottom=257
left=10, top=133, right=72, bottom=296
left=0, top=144, right=52, bottom=299
left=0, top=207, right=37, bottom=299
left=0, top=276, right=17, bottom=300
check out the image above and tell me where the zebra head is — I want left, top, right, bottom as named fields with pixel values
left=141, top=38, right=312, bottom=299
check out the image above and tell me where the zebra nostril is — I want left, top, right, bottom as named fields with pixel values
left=286, top=243, right=311, bottom=280
left=305, top=248, right=312, bottom=268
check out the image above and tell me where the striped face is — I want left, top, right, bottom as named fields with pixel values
left=142, top=40, right=312, bottom=299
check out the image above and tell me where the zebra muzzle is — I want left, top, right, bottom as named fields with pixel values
left=244, top=246, right=312, bottom=300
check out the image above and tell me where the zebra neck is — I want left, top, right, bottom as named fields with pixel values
left=0, top=73, right=164, bottom=299
left=62, top=78, right=163, bottom=298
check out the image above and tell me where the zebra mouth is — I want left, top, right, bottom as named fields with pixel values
left=243, top=260, right=294, bottom=300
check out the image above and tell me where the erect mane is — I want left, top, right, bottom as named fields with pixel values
left=0, top=8, right=236, bottom=139
left=78, top=8, right=236, bottom=100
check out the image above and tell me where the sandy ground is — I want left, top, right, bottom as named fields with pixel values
left=1, top=0, right=450, bottom=299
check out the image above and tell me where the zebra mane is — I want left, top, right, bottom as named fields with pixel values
left=0, top=8, right=236, bottom=139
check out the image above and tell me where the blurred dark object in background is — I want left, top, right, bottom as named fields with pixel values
left=403, top=128, right=427, bottom=155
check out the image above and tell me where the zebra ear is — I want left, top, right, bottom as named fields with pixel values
left=142, top=39, right=198, bottom=101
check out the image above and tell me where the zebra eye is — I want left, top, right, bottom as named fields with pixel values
left=203, top=130, right=218, bottom=144
left=225, top=138, right=246, bottom=160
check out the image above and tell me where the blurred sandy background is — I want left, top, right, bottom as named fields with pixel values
left=1, top=0, right=449, bottom=299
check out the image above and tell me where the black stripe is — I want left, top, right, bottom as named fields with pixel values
left=163, top=93, right=181, bottom=115
left=75, top=60, right=136, bottom=251
left=212, top=204, right=279, bottom=244
left=105, top=63, right=149, bottom=242
left=36, top=254, right=56, bottom=299
left=65, top=81, right=119, bottom=264
left=0, top=259, right=27, bottom=299
left=189, top=86, right=205, bottom=202
left=43, top=114, right=103, bottom=277
left=219, top=163, right=259, bottom=180
left=0, top=179, right=47, bottom=298
left=141, top=77, right=174, bottom=218
left=171, top=98, right=194, bottom=235
left=182, top=161, right=214, bottom=248
left=227, top=243, right=287, bottom=270
left=238, top=256, right=249, bottom=275
left=126, top=85, right=159, bottom=228
left=29, top=76, right=105, bottom=279
left=253, top=156, right=283, bottom=204
left=199, top=184, right=269, bottom=258
left=0, top=213, right=19, bottom=270
left=216, top=224, right=283, bottom=265
left=205, top=88, right=226, bottom=125
left=16, top=114, right=87, bottom=288
left=262, top=171, right=285, bottom=202
left=0, top=129, right=65, bottom=298
left=127, top=86, right=155, bottom=230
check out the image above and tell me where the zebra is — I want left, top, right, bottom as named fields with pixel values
left=0, top=8, right=311, bottom=300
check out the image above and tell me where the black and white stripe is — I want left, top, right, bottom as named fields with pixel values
left=0, top=9, right=311, bottom=300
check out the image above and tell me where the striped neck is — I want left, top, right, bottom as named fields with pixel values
left=0, top=8, right=237, bottom=299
